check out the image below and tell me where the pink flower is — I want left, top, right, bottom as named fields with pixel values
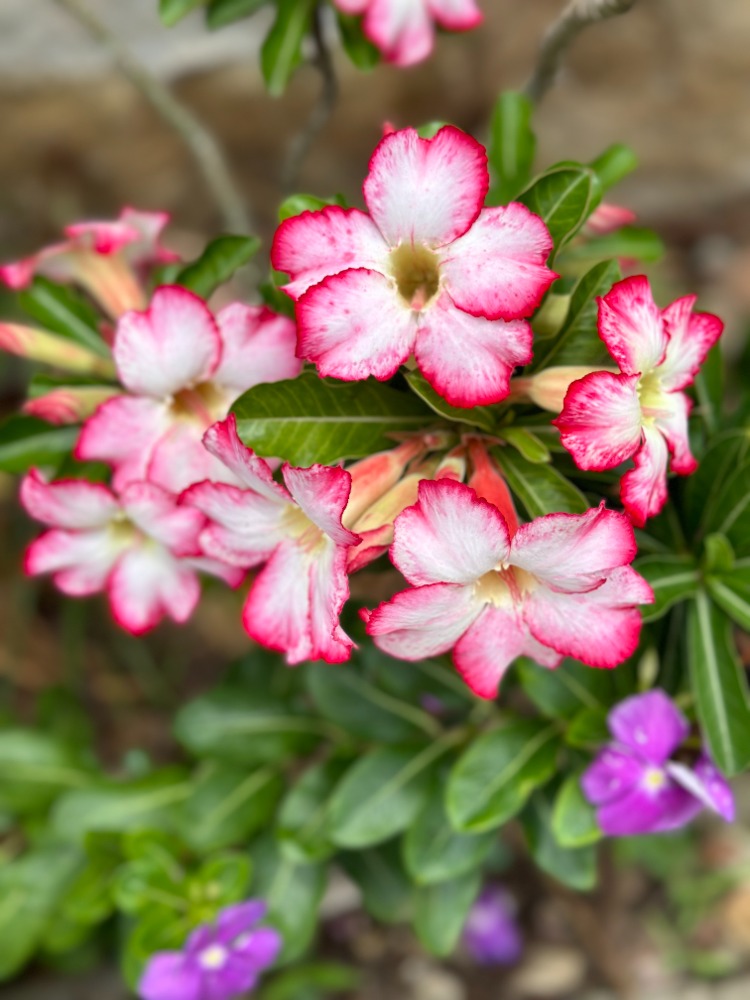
left=76, top=286, right=301, bottom=494
left=365, top=479, right=653, bottom=699
left=0, top=208, right=178, bottom=318
left=272, top=126, right=556, bottom=408
left=20, top=469, right=240, bottom=635
left=553, top=276, right=723, bottom=526
left=181, top=416, right=361, bottom=664
left=333, top=0, right=483, bottom=67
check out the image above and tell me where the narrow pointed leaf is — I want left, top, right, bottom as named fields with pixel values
left=175, top=235, right=261, bottom=298
left=404, top=370, right=495, bottom=432
left=261, top=0, right=315, bottom=96
left=206, top=0, right=269, bottom=29
left=0, top=414, right=78, bottom=473
left=488, top=91, right=536, bottom=204
left=414, top=870, right=481, bottom=957
left=517, top=163, right=602, bottom=253
left=635, top=554, right=700, bottom=622
left=551, top=773, right=602, bottom=847
left=707, top=565, right=750, bottom=632
left=18, top=277, right=110, bottom=358
left=495, top=446, right=587, bottom=517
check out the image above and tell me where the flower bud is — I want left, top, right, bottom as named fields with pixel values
left=23, top=386, right=118, bottom=425
left=509, top=365, right=606, bottom=413
left=0, top=322, right=115, bottom=377
left=467, top=440, right=518, bottom=535
left=344, top=438, right=426, bottom=528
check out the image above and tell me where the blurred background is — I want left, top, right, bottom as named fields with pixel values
left=1, top=1, right=750, bottom=998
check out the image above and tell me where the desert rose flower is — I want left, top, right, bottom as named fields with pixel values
left=365, top=479, right=653, bottom=699
left=21, top=469, right=240, bottom=635
left=272, top=126, right=556, bottom=407
left=333, top=0, right=483, bottom=67
left=463, top=886, right=523, bottom=965
left=76, top=285, right=301, bottom=493
left=181, top=416, right=361, bottom=664
left=139, top=900, right=281, bottom=1000
left=582, top=690, right=735, bottom=836
left=554, top=275, right=723, bottom=526
left=0, top=207, right=178, bottom=318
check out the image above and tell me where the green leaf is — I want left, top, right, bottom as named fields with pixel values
left=192, top=853, right=252, bottom=908
left=278, top=194, right=335, bottom=222
left=588, top=143, right=638, bottom=191
left=0, top=847, right=83, bottom=980
left=182, top=762, right=283, bottom=854
left=206, top=0, right=269, bottom=29
left=232, top=372, right=432, bottom=466
left=703, top=533, right=735, bottom=575
left=488, top=91, right=536, bottom=204
left=521, top=789, right=597, bottom=891
left=682, top=430, right=750, bottom=539
left=175, top=235, right=261, bottom=298
left=693, top=341, right=723, bottom=433
left=276, top=758, right=349, bottom=863
left=517, top=163, right=602, bottom=254
left=0, top=414, right=78, bottom=473
left=414, top=870, right=481, bottom=957
left=174, top=689, right=324, bottom=765
left=336, top=12, right=380, bottom=70
left=251, top=835, right=326, bottom=963
left=339, top=840, right=413, bottom=924
left=552, top=773, right=602, bottom=847
left=259, top=962, right=360, bottom=1000
left=403, top=794, right=495, bottom=886
left=261, top=0, right=315, bottom=96
left=564, top=707, right=610, bottom=750
left=498, top=426, right=550, bottom=464
left=447, top=720, right=559, bottom=833
left=635, top=554, right=700, bottom=622
left=51, top=770, right=191, bottom=842
left=18, top=277, right=110, bottom=358
left=494, top=446, right=587, bottom=518
left=712, top=461, right=750, bottom=558
left=306, top=661, right=440, bottom=744
left=517, top=657, right=629, bottom=719
left=562, top=226, right=665, bottom=266
left=0, top=729, right=90, bottom=814
left=687, top=590, right=750, bottom=776
left=404, top=370, right=495, bottom=432
left=159, top=0, right=205, bottom=27
left=328, top=743, right=445, bottom=848
left=707, top=564, right=750, bottom=631
left=532, top=259, right=620, bottom=370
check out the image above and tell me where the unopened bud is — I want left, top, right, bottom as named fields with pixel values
left=509, top=366, right=605, bottom=413
left=344, top=438, right=426, bottom=528
left=584, top=202, right=637, bottom=237
left=23, top=386, right=117, bottom=425
left=468, top=440, right=518, bottom=535
left=0, top=322, right=115, bottom=377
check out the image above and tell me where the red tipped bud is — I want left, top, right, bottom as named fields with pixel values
left=509, top=366, right=607, bottom=413
left=467, top=440, right=519, bottom=536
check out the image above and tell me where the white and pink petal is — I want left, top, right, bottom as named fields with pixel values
left=214, top=303, right=301, bottom=393
left=75, top=394, right=170, bottom=490
left=597, top=275, right=667, bottom=376
left=20, top=468, right=118, bottom=529
left=659, top=295, right=723, bottom=392
left=281, top=464, right=359, bottom=547
left=554, top=371, right=643, bottom=472
left=620, top=424, right=670, bottom=527
left=108, top=545, right=201, bottom=634
left=24, top=528, right=123, bottom=596
left=119, top=481, right=204, bottom=556
left=202, top=416, right=290, bottom=503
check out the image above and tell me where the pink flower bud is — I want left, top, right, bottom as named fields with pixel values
left=344, top=438, right=426, bottom=528
left=510, top=365, right=606, bottom=413
left=0, top=322, right=115, bottom=377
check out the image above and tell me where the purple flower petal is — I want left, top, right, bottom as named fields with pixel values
left=608, top=689, right=689, bottom=764
left=581, top=747, right=643, bottom=806
left=667, top=754, right=735, bottom=822
left=186, top=925, right=215, bottom=955
left=596, top=774, right=699, bottom=836
left=216, top=900, right=267, bottom=944
left=234, top=926, right=282, bottom=970
left=139, top=952, right=202, bottom=1000
left=462, top=887, right=523, bottom=965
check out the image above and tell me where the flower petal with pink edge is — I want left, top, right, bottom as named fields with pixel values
left=307, top=543, right=355, bottom=663
left=554, top=371, right=642, bottom=471
left=620, top=424, right=670, bottom=527
left=391, top=479, right=511, bottom=586
left=119, top=481, right=204, bottom=556
left=20, top=468, right=118, bottom=529
left=453, top=604, right=533, bottom=700
left=185, top=556, right=245, bottom=588
left=334, top=0, right=368, bottom=11
left=608, top=689, right=689, bottom=764
left=108, top=545, right=200, bottom=634
left=118, top=208, right=180, bottom=267
left=147, top=421, right=241, bottom=495
left=63, top=219, right=140, bottom=255
left=658, top=295, right=723, bottom=392
left=363, top=127, right=488, bottom=247
left=415, top=293, right=532, bottom=407
left=510, top=504, right=637, bottom=594
left=271, top=206, right=388, bottom=300
left=367, top=582, right=482, bottom=660
left=439, top=204, right=556, bottom=321
left=296, top=268, right=416, bottom=380
left=114, top=286, right=221, bottom=397
left=202, top=416, right=291, bottom=503
left=214, top=304, right=302, bottom=392
left=282, top=464, right=359, bottom=547
left=76, top=395, right=170, bottom=489
left=362, top=0, right=434, bottom=66
left=653, top=390, right=697, bottom=475
left=25, top=528, right=122, bottom=596
left=0, top=241, right=78, bottom=289
left=182, top=481, right=286, bottom=567
left=597, top=275, right=667, bottom=375
left=428, top=0, right=483, bottom=30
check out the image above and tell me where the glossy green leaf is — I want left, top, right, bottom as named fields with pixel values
left=522, top=789, right=597, bottom=890
left=495, top=446, right=587, bottom=518
left=174, top=690, right=324, bottom=766
left=0, top=729, right=90, bottom=814
left=562, top=226, right=664, bottom=266
left=182, top=762, right=283, bottom=854
left=403, top=794, right=495, bottom=886
left=693, top=341, right=723, bottom=433
left=498, top=426, right=550, bottom=463
left=588, top=143, right=638, bottom=191
left=488, top=91, right=536, bottom=204
left=404, top=370, right=495, bottom=432
left=232, top=372, right=432, bottom=466
left=278, top=193, right=336, bottom=222
left=688, top=590, right=750, bottom=776
left=703, top=533, right=735, bottom=574
left=339, top=840, right=413, bottom=924
left=635, top=554, right=700, bottom=622
left=517, top=162, right=602, bottom=253
left=712, top=461, right=750, bottom=557
left=414, top=870, right=482, bottom=957
left=564, top=707, right=610, bottom=750
left=336, top=12, right=380, bottom=69
left=707, top=564, right=750, bottom=631
left=18, top=277, right=110, bottom=357
left=516, top=657, right=623, bottom=719
left=176, top=235, right=261, bottom=298
left=532, top=259, right=620, bottom=370
left=447, top=720, right=559, bottom=833
left=159, top=0, right=205, bottom=26
left=328, top=744, right=445, bottom=848
left=306, top=661, right=440, bottom=744
left=260, top=962, right=360, bottom=1000
left=682, top=430, right=750, bottom=538
left=261, top=0, right=315, bottom=96
left=0, top=414, right=78, bottom=473
left=552, top=773, right=602, bottom=847
left=276, top=757, right=349, bottom=863
left=191, top=853, right=252, bottom=908
left=206, top=0, right=269, bottom=29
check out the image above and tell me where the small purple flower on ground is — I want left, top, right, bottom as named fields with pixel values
left=463, top=886, right=523, bottom=965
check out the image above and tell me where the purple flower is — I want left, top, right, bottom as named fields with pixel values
left=139, top=900, right=281, bottom=1000
left=582, top=689, right=735, bottom=837
left=462, top=886, right=523, bottom=965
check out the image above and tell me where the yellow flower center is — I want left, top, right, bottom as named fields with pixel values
left=170, top=381, right=226, bottom=424
left=388, top=243, right=441, bottom=311
left=473, top=566, right=536, bottom=607
left=281, top=505, right=327, bottom=555
left=644, top=767, right=667, bottom=791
